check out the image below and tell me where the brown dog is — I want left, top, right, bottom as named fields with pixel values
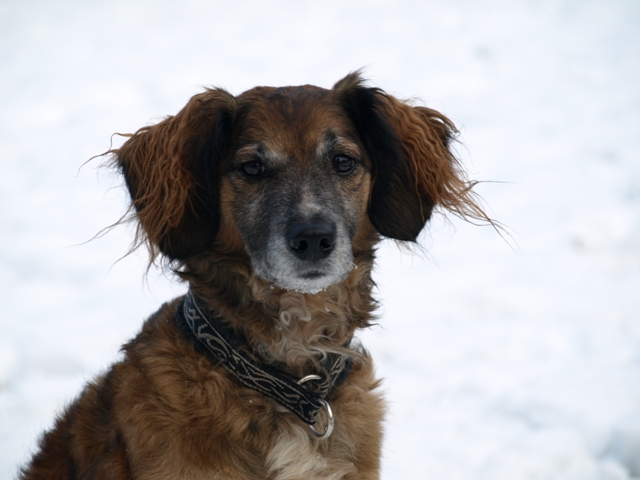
left=20, top=72, right=487, bottom=479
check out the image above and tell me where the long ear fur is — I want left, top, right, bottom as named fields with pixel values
left=334, top=72, right=489, bottom=241
left=112, top=89, right=236, bottom=261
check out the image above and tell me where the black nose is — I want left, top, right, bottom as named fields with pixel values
left=287, top=220, right=336, bottom=261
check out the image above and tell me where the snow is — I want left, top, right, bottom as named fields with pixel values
left=1, top=0, right=639, bottom=478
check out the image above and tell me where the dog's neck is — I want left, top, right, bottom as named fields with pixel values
left=180, top=250, right=377, bottom=373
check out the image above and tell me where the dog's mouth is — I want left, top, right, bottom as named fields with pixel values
left=300, top=271, right=324, bottom=279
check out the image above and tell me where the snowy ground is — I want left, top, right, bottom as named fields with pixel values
left=1, top=0, right=639, bottom=478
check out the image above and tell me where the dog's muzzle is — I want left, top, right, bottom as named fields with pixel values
left=251, top=215, right=353, bottom=294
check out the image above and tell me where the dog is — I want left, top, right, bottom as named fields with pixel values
left=20, top=72, right=487, bottom=479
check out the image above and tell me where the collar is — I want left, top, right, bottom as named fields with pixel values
left=176, top=291, right=353, bottom=430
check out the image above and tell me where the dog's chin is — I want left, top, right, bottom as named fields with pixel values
left=256, top=265, right=352, bottom=295
left=275, top=272, right=345, bottom=295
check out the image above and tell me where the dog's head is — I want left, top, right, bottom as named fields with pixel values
left=115, top=73, right=484, bottom=293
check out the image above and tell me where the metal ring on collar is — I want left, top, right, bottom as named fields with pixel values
left=297, top=374, right=334, bottom=440
left=297, top=374, right=322, bottom=385
left=308, top=399, right=334, bottom=440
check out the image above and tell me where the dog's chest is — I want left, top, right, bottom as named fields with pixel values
left=265, top=422, right=355, bottom=480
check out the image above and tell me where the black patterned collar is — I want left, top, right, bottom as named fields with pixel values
left=176, top=291, right=353, bottom=436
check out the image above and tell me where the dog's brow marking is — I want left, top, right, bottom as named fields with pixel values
left=315, top=138, right=332, bottom=159
left=235, top=145, right=260, bottom=158
left=235, top=144, right=288, bottom=168
left=316, top=134, right=361, bottom=160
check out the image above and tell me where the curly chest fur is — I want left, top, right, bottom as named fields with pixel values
left=266, top=424, right=356, bottom=480
left=121, top=298, right=384, bottom=480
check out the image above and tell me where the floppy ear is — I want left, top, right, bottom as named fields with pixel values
left=335, top=72, right=482, bottom=241
left=114, top=88, right=236, bottom=260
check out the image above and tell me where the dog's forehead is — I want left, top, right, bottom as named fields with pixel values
left=234, top=85, right=356, bottom=154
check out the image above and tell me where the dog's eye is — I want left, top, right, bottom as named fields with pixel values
left=240, top=161, right=265, bottom=177
left=332, top=155, right=355, bottom=174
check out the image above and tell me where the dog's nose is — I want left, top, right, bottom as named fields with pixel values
left=287, top=220, right=336, bottom=261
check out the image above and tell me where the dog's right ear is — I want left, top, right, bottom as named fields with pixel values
left=114, top=89, right=236, bottom=261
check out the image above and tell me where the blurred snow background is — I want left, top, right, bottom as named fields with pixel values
left=1, top=0, right=639, bottom=478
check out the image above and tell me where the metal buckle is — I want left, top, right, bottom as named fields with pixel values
left=297, top=375, right=334, bottom=440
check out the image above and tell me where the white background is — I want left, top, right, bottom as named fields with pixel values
left=1, top=1, right=639, bottom=478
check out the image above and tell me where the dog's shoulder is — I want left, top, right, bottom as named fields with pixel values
left=20, top=300, right=270, bottom=479
left=18, top=302, right=181, bottom=480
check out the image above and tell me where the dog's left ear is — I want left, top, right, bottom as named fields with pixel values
left=114, top=89, right=236, bottom=261
left=335, top=73, right=473, bottom=242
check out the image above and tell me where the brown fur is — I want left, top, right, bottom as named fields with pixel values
left=20, top=73, right=489, bottom=479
